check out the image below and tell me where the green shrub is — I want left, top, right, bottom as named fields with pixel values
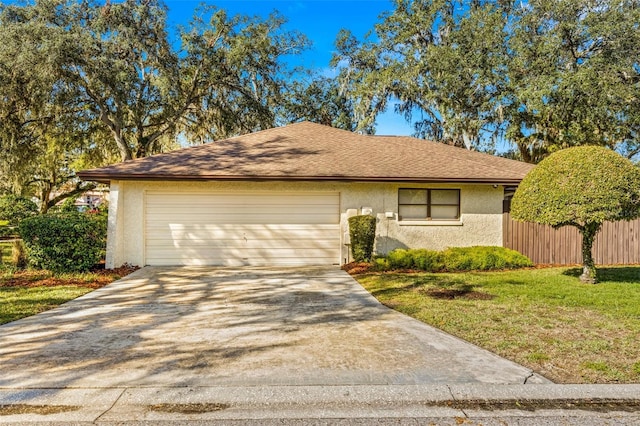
left=380, top=249, right=444, bottom=271
left=0, top=194, right=38, bottom=225
left=441, top=246, right=532, bottom=271
left=11, top=240, right=28, bottom=268
left=411, top=249, right=444, bottom=271
left=58, top=197, right=79, bottom=213
left=373, top=257, right=391, bottom=271
left=0, top=225, right=18, bottom=239
left=386, top=249, right=414, bottom=269
left=88, top=209, right=108, bottom=259
left=378, top=246, right=532, bottom=272
left=442, top=247, right=475, bottom=270
left=348, top=215, right=377, bottom=262
left=18, top=212, right=107, bottom=272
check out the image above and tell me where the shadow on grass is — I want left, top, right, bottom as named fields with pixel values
left=369, top=275, right=495, bottom=301
left=413, top=275, right=469, bottom=288
left=499, top=279, right=529, bottom=286
left=562, top=266, right=640, bottom=283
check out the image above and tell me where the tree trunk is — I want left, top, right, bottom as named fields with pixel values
left=99, top=110, right=132, bottom=161
left=39, top=182, right=52, bottom=214
left=461, top=130, right=473, bottom=150
left=114, top=131, right=132, bottom=162
left=517, top=142, right=533, bottom=164
left=135, top=135, right=151, bottom=159
left=579, top=222, right=601, bottom=284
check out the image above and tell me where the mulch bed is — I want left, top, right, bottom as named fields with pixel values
left=341, top=262, right=375, bottom=274
left=0, top=265, right=139, bottom=289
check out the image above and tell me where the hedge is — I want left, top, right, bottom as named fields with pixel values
left=18, top=212, right=107, bottom=272
left=0, top=194, right=38, bottom=225
left=374, top=246, right=532, bottom=272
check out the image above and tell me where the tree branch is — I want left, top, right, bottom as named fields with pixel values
left=46, top=181, right=97, bottom=211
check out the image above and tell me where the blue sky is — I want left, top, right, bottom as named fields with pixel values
left=165, top=0, right=415, bottom=135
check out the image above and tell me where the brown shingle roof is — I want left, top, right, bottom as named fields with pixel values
left=78, top=121, right=533, bottom=184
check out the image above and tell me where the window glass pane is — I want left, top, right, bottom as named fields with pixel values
left=399, top=205, right=428, bottom=219
left=399, top=189, right=427, bottom=204
left=431, top=189, right=459, bottom=205
left=431, top=205, right=459, bottom=220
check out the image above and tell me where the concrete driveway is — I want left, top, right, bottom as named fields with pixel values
left=0, top=266, right=547, bottom=389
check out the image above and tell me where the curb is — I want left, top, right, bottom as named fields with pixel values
left=1, top=384, right=639, bottom=423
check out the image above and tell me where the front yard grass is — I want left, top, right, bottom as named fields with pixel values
left=353, top=266, right=640, bottom=384
left=0, top=266, right=137, bottom=325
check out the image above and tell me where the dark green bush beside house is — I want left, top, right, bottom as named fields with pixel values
left=0, top=194, right=38, bottom=239
left=0, top=226, right=16, bottom=239
left=0, top=195, right=38, bottom=225
left=348, top=215, right=377, bottom=262
left=375, top=246, right=532, bottom=272
left=19, top=212, right=107, bottom=272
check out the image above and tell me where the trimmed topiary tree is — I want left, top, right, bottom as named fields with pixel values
left=348, top=215, right=377, bottom=262
left=511, top=146, right=640, bottom=283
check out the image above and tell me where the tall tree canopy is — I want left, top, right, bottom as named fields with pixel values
left=282, top=75, right=359, bottom=131
left=0, top=0, right=310, bottom=207
left=180, top=7, right=309, bottom=143
left=333, top=0, right=640, bottom=162
left=333, top=0, right=511, bottom=148
left=0, top=1, right=108, bottom=208
left=506, top=0, right=640, bottom=163
left=0, top=0, right=309, bottom=162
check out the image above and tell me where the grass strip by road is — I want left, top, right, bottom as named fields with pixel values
left=352, top=266, right=640, bottom=384
left=0, top=266, right=137, bottom=325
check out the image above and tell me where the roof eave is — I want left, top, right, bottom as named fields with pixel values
left=77, top=172, right=525, bottom=186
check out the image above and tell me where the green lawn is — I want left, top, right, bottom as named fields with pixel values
left=0, top=267, right=136, bottom=325
left=0, top=285, right=93, bottom=324
left=354, top=266, right=640, bottom=384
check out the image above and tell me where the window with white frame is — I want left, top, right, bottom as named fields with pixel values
left=398, top=189, right=460, bottom=220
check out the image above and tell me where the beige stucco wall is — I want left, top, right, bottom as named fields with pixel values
left=106, top=180, right=505, bottom=268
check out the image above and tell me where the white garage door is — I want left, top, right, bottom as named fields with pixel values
left=144, top=192, right=340, bottom=266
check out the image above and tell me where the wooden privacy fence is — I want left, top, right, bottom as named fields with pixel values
left=502, top=213, right=640, bottom=265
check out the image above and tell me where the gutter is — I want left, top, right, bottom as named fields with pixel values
left=77, top=172, right=524, bottom=186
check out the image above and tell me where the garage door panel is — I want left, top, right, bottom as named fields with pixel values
left=147, top=247, right=340, bottom=259
left=145, top=224, right=338, bottom=236
left=147, top=257, right=339, bottom=267
left=144, top=192, right=340, bottom=266
left=146, top=238, right=338, bottom=250
left=145, top=193, right=338, bottom=207
left=145, top=231, right=338, bottom=242
left=146, top=248, right=339, bottom=266
left=148, top=204, right=339, bottom=216
left=146, top=213, right=338, bottom=225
